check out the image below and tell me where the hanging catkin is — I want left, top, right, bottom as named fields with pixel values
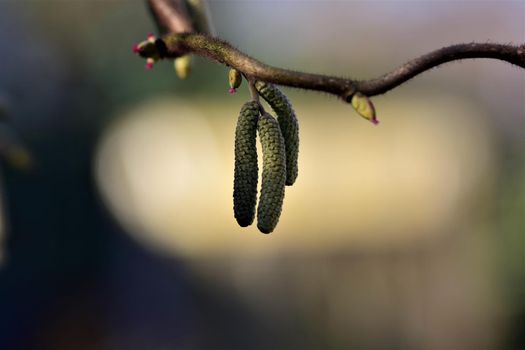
left=256, top=112, right=286, bottom=233
left=233, top=101, right=260, bottom=227
left=255, top=81, right=299, bottom=186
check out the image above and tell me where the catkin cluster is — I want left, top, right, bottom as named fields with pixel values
left=233, top=81, right=299, bottom=233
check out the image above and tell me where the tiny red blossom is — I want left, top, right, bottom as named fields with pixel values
left=145, top=58, right=155, bottom=70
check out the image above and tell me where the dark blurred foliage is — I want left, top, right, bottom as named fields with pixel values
left=0, top=2, right=214, bottom=349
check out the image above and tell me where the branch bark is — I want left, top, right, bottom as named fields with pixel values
left=154, top=33, right=525, bottom=100
left=143, top=0, right=525, bottom=101
left=357, top=43, right=525, bottom=96
left=147, top=0, right=194, bottom=34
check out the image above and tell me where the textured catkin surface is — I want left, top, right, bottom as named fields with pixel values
left=255, top=81, right=299, bottom=186
left=233, top=101, right=260, bottom=227
left=257, top=112, right=286, bottom=234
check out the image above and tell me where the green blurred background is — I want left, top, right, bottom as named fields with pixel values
left=0, top=1, right=523, bottom=349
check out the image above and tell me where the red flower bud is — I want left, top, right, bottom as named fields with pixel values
left=145, top=58, right=155, bottom=70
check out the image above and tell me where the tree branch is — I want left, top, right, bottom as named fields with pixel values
left=356, top=43, right=525, bottom=96
left=145, top=33, right=524, bottom=101
left=146, top=0, right=194, bottom=34
left=158, top=33, right=358, bottom=100
left=141, top=0, right=524, bottom=101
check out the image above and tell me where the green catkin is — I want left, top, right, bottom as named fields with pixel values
left=255, top=81, right=299, bottom=186
left=257, top=112, right=286, bottom=234
left=233, top=101, right=260, bottom=227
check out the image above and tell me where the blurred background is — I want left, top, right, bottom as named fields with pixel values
left=0, top=1, right=523, bottom=349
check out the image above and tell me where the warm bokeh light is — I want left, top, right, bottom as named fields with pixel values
left=96, top=92, right=495, bottom=257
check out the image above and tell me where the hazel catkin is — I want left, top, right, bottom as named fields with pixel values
left=233, top=101, right=260, bottom=227
left=255, top=81, right=299, bottom=186
left=256, top=112, right=286, bottom=234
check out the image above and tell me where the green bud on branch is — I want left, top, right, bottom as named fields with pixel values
left=174, top=55, right=192, bottom=79
left=228, top=68, right=242, bottom=94
left=351, top=92, right=378, bottom=125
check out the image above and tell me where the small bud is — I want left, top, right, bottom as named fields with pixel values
left=145, top=58, right=155, bottom=70
left=147, top=33, right=156, bottom=43
left=228, top=68, right=242, bottom=90
left=133, top=34, right=163, bottom=68
left=229, top=87, right=237, bottom=94
left=351, top=92, right=378, bottom=125
left=174, top=55, right=192, bottom=79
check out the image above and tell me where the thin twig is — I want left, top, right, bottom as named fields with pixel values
left=356, top=43, right=525, bottom=96
left=157, top=33, right=525, bottom=100
left=247, top=79, right=259, bottom=103
left=144, top=0, right=525, bottom=101
left=147, top=0, right=194, bottom=34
